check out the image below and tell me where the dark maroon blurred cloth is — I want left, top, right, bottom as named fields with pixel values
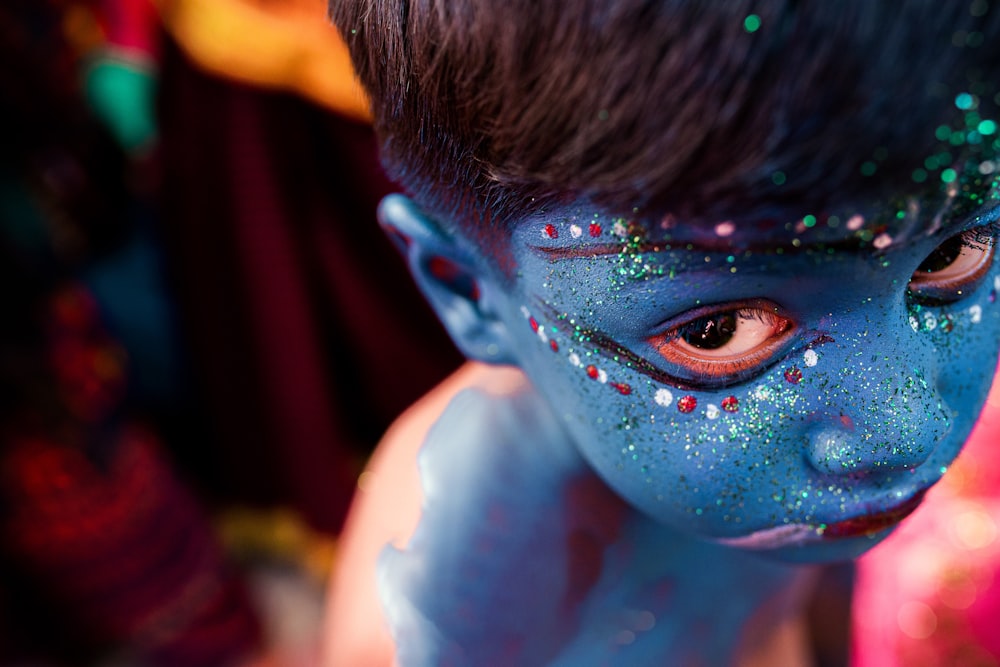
left=1, top=427, right=261, bottom=666
left=157, top=38, right=463, bottom=534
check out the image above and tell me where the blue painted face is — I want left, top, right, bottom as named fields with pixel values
left=489, top=196, right=1000, bottom=562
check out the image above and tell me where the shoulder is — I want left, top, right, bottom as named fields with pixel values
left=321, top=362, right=555, bottom=666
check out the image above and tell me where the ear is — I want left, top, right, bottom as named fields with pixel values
left=378, top=194, right=518, bottom=366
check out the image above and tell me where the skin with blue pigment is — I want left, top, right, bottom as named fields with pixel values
left=503, top=198, right=1000, bottom=562
left=375, top=178, right=1000, bottom=663
left=375, top=352, right=818, bottom=666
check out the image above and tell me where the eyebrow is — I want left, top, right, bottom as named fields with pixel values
left=528, top=202, right=1000, bottom=263
left=527, top=236, right=867, bottom=262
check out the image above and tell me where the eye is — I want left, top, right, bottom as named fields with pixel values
left=649, top=300, right=795, bottom=383
left=908, top=229, right=996, bottom=304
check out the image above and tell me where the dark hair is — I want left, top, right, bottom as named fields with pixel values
left=332, top=0, right=1000, bottom=244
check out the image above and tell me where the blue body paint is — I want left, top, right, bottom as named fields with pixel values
left=372, top=115, right=1000, bottom=666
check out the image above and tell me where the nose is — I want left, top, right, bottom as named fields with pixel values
left=806, top=422, right=931, bottom=475
left=803, top=378, right=952, bottom=477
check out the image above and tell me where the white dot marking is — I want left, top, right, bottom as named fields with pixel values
left=654, top=388, right=674, bottom=407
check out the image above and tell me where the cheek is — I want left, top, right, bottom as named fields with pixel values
left=919, top=274, right=1000, bottom=420
left=511, top=286, right=1000, bottom=540
left=511, top=302, right=821, bottom=531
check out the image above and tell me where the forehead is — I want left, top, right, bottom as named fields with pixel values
left=510, top=173, right=1000, bottom=263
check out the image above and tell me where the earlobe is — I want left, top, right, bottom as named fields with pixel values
left=378, top=195, right=518, bottom=366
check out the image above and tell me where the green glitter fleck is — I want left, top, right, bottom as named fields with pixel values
left=860, top=161, right=877, bottom=176
left=941, top=168, right=958, bottom=183
left=935, top=125, right=953, bottom=141
left=771, top=170, right=786, bottom=185
left=802, top=214, right=817, bottom=228
left=911, top=168, right=928, bottom=183
left=978, top=119, right=997, bottom=135
left=955, top=92, right=976, bottom=110
left=743, top=14, right=761, bottom=32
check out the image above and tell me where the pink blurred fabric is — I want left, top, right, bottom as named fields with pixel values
left=852, top=368, right=1000, bottom=666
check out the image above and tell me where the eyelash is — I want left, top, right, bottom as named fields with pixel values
left=907, top=223, right=998, bottom=305
left=648, top=300, right=796, bottom=387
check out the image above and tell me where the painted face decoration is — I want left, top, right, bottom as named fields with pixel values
left=495, top=178, right=1000, bottom=561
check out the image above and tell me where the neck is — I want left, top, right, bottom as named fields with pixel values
left=553, top=508, right=821, bottom=666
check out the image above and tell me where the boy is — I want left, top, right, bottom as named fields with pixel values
left=324, top=1, right=1000, bottom=664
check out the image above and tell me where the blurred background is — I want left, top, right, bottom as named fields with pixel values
left=4, top=2, right=1000, bottom=667
left=0, top=1, right=461, bottom=664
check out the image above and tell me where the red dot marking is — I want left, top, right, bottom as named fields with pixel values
left=784, top=367, right=802, bottom=384
left=529, top=317, right=539, bottom=332
left=677, top=395, right=697, bottom=413
left=721, top=396, right=739, bottom=412
left=545, top=224, right=558, bottom=239
left=589, top=223, right=602, bottom=237
left=586, top=365, right=599, bottom=380
left=610, top=382, right=632, bottom=395
left=549, top=339, right=559, bottom=352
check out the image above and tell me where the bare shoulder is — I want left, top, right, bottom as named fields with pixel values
left=321, top=363, right=528, bottom=667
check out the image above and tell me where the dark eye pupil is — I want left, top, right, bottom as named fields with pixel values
left=917, top=236, right=963, bottom=273
left=681, top=314, right=737, bottom=350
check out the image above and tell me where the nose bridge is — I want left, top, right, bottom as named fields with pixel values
left=803, top=316, right=952, bottom=476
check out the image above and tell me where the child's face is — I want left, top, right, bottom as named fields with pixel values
left=492, top=194, right=1000, bottom=562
